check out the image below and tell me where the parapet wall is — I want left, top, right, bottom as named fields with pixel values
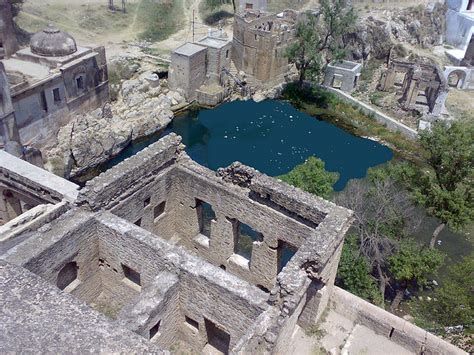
left=333, top=287, right=467, bottom=355
left=77, top=133, right=182, bottom=211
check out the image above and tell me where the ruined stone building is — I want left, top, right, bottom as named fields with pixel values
left=379, top=59, right=449, bottom=117
left=0, top=0, right=18, bottom=59
left=0, top=134, right=465, bottom=354
left=0, top=24, right=109, bottom=153
left=232, top=9, right=298, bottom=85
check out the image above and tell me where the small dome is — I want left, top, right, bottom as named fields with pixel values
left=30, top=24, right=77, bottom=57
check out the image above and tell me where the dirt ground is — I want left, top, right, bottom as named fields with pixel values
left=16, top=0, right=193, bottom=60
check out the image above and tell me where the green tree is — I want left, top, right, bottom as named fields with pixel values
left=336, top=171, right=422, bottom=300
left=336, top=234, right=383, bottom=305
left=278, top=156, right=339, bottom=199
left=414, top=120, right=474, bottom=248
left=413, top=253, right=473, bottom=327
left=388, top=240, right=443, bottom=311
left=285, top=0, right=357, bottom=86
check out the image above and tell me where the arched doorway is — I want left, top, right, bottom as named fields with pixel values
left=447, top=70, right=467, bottom=88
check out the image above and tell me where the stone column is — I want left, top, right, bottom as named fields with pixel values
left=3, top=190, right=22, bottom=221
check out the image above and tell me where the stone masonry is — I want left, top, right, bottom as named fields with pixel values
left=379, top=59, right=449, bottom=117
left=0, top=134, right=466, bottom=354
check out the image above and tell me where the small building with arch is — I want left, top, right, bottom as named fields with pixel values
left=444, top=66, right=474, bottom=89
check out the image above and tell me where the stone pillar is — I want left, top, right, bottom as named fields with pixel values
left=250, top=239, right=278, bottom=290
left=297, top=280, right=325, bottom=329
left=3, top=190, right=22, bottom=221
left=211, top=214, right=236, bottom=265
left=0, top=0, right=19, bottom=58
left=430, top=88, right=449, bottom=116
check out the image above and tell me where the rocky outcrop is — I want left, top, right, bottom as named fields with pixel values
left=44, top=75, right=185, bottom=178
left=344, top=3, right=447, bottom=61
left=344, top=17, right=394, bottom=61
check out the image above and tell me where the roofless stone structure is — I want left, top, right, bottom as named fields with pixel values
left=0, top=134, right=465, bottom=354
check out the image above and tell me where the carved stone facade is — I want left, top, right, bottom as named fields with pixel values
left=379, top=59, right=449, bottom=116
left=232, top=9, right=298, bottom=85
left=0, top=25, right=109, bottom=150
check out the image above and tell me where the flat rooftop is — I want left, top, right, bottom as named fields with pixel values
left=197, top=36, right=231, bottom=49
left=2, top=57, right=50, bottom=81
left=173, top=43, right=207, bottom=57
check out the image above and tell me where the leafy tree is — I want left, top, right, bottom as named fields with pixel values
left=335, top=171, right=422, bottom=300
left=285, top=0, right=357, bottom=86
left=414, top=120, right=474, bottom=248
left=278, top=156, right=339, bottom=199
left=388, top=240, right=444, bottom=311
left=336, top=234, right=383, bottom=305
left=413, top=253, right=473, bottom=327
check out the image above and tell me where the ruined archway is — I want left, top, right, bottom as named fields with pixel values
left=447, top=70, right=467, bottom=88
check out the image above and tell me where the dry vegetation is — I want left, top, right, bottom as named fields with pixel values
left=16, top=0, right=184, bottom=44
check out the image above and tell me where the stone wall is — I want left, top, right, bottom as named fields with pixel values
left=333, top=287, right=467, bottom=355
left=0, top=150, right=79, bottom=233
left=446, top=9, right=474, bottom=49
left=0, top=259, right=165, bottom=354
left=232, top=10, right=298, bottom=84
left=319, top=85, right=419, bottom=139
left=0, top=0, right=18, bottom=58
left=168, top=44, right=207, bottom=101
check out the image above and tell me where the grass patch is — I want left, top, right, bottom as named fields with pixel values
left=137, top=0, right=184, bottom=42
left=268, top=0, right=310, bottom=12
left=17, top=3, right=137, bottom=40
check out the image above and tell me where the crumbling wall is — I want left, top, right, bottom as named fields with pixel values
left=379, top=59, right=449, bottom=116
left=0, top=0, right=18, bottom=58
left=232, top=10, right=297, bottom=84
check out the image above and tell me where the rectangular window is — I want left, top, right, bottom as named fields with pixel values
left=53, top=88, right=61, bottom=104
left=246, top=3, right=253, bottom=9
left=196, top=199, right=216, bottom=238
left=154, top=201, right=166, bottom=219
left=40, top=90, right=48, bottom=112
left=185, top=316, right=199, bottom=330
left=205, top=319, right=230, bottom=354
left=76, top=76, right=84, bottom=90
left=150, top=320, right=161, bottom=340
left=144, top=197, right=151, bottom=207
left=122, top=264, right=141, bottom=286
left=234, top=222, right=263, bottom=261
left=277, top=240, right=297, bottom=273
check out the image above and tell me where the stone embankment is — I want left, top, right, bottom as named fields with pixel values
left=44, top=73, right=186, bottom=178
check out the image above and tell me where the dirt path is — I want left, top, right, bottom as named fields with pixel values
left=151, top=0, right=202, bottom=54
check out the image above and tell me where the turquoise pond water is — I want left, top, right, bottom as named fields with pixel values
left=105, top=100, right=393, bottom=191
